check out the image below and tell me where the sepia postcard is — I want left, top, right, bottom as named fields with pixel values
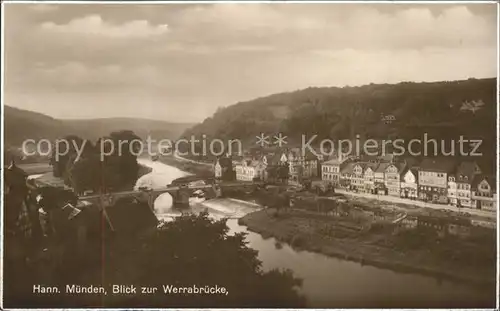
left=1, top=1, right=498, bottom=309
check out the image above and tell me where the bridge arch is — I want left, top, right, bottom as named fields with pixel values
left=151, top=192, right=176, bottom=216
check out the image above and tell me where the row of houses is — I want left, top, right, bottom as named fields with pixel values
left=215, top=148, right=319, bottom=185
left=322, top=154, right=496, bottom=212
left=213, top=147, right=496, bottom=212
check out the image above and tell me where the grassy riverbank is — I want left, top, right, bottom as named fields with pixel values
left=151, top=155, right=496, bottom=287
left=239, top=208, right=496, bottom=287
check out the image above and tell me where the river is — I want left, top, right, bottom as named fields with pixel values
left=135, top=159, right=495, bottom=308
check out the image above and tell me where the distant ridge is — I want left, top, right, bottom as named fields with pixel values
left=4, top=105, right=194, bottom=146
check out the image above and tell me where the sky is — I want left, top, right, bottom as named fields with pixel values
left=3, top=2, right=498, bottom=123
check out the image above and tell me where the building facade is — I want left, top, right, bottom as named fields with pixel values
left=351, top=163, right=366, bottom=191
left=235, top=159, right=265, bottom=182
left=363, top=165, right=376, bottom=194
left=385, top=162, right=405, bottom=197
left=374, top=162, right=390, bottom=195
left=286, top=149, right=319, bottom=185
left=321, top=153, right=347, bottom=186
left=471, top=175, right=496, bottom=211
left=418, top=158, right=456, bottom=204
left=340, top=162, right=355, bottom=189
left=400, top=168, right=418, bottom=199
left=448, top=161, right=481, bottom=208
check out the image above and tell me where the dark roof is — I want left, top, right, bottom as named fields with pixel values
left=323, top=154, right=346, bottom=166
left=410, top=167, right=419, bottom=177
left=454, top=161, right=478, bottom=183
left=231, top=155, right=244, bottom=161
left=305, top=149, right=319, bottom=161
left=401, top=156, right=420, bottom=168
left=378, top=154, right=395, bottom=163
left=267, top=153, right=285, bottom=165
left=398, top=162, right=407, bottom=176
left=471, top=174, right=496, bottom=189
left=340, top=162, right=356, bottom=174
left=364, top=162, right=379, bottom=172
left=323, top=159, right=341, bottom=166
left=419, top=158, right=457, bottom=173
left=385, top=162, right=406, bottom=174
left=361, top=154, right=379, bottom=162
left=375, top=162, right=391, bottom=173
left=353, top=162, right=369, bottom=170
left=287, top=148, right=318, bottom=161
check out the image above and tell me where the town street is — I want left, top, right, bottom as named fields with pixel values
left=335, top=189, right=496, bottom=221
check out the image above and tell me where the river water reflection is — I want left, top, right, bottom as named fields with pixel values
left=135, top=159, right=495, bottom=308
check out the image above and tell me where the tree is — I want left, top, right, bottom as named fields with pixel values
left=103, top=212, right=305, bottom=308
left=266, top=165, right=278, bottom=183
left=63, top=131, right=142, bottom=193
left=51, top=135, right=86, bottom=178
left=296, top=165, right=304, bottom=184
left=68, top=155, right=100, bottom=194
left=107, top=130, right=141, bottom=186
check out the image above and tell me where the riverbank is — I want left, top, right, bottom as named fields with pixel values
left=146, top=155, right=496, bottom=287
left=239, top=208, right=496, bottom=287
left=335, top=189, right=496, bottom=223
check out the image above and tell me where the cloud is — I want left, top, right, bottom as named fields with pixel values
left=29, top=4, right=59, bottom=12
left=3, top=3, right=497, bottom=122
left=170, top=4, right=495, bottom=51
left=40, top=14, right=169, bottom=38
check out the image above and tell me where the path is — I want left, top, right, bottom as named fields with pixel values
left=173, top=152, right=213, bottom=167
left=335, top=189, right=496, bottom=220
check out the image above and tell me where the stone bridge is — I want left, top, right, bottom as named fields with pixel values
left=78, top=181, right=263, bottom=211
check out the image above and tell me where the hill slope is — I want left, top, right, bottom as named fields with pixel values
left=4, top=106, right=193, bottom=147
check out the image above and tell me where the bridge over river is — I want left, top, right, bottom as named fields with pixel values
left=27, top=159, right=494, bottom=308
left=78, top=181, right=264, bottom=210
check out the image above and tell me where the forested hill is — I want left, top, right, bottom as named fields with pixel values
left=182, top=78, right=496, bottom=167
left=4, top=105, right=193, bottom=147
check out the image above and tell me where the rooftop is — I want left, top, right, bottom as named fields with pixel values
left=419, top=158, right=457, bottom=173
left=454, top=161, right=480, bottom=182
